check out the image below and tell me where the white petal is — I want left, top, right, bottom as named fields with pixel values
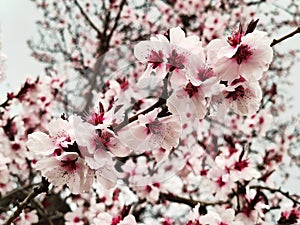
left=170, top=26, right=185, bottom=44
left=96, top=167, right=117, bottom=189
left=27, top=132, right=53, bottom=155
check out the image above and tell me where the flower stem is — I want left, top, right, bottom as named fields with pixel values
left=270, top=27, right=300, bottom=47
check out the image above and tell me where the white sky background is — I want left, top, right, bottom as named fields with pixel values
left=0, top=0, right=299, bottom=193
left=0, top=0, right=43, bottom=95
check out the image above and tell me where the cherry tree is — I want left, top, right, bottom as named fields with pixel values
left=1, top=0, right=300, bottom=225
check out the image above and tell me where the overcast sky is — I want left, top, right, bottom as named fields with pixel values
left=0, top=0, right=43, bottom=95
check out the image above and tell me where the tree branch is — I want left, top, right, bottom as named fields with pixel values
left=73, top=0, right=101, bottom=36
left=250, top=185, right=300, bottom=206
left=160, top=193, right=229, bottom=208
left=3, top=178, right=49, bottom=225
left=112, top=97, right=166, bottom=132
left=106, top=0, right=127, bottom=45
left=270, top=27, right=300, bottom=47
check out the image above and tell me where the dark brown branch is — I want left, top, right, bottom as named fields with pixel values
left=247, top=0, right=266, bottom=6
left=0, top=183, right=36, bottom=207
left=160, top=193, right=229, bottom=208
left=82, top=1, right=129, bottom=112
left=73, top=0, right=101, bottom=36
left=250, top=185, right=300, bottom=206
left=3, top=178, right=49, bottom=225
left=107, top=0, right=127, bottom=45
left=113, top=97, right=166, bottom=132
left=270, top=27, right=300, bottom=47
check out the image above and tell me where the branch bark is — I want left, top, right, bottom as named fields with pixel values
left=73, top=0, right=101, bottom=36
left=250, top=185, right=300, bottom=206
left=160, top=193, right=229, bottom=208
left=270, top=27, right=300, bottom=47
left=3, top=178, right=49, bottom=225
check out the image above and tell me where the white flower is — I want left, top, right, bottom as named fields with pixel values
left=134, top=26, right=205, bottom=86
left=118, top=109, right=181, bottom=153
left=200, top=208, right=245, bottom=225
left=207, top=25, right=273, bottom=83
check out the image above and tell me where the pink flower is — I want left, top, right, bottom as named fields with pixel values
left=65, top=208, right=85, bottom=225
left=207, top=20, right=273, bottom=83
left=134, top=26, right=205, bottom=86
left=199, top=208, right=245, bottom=225
left=82, top=104, right=131, bottom=157
left=223, top=77, right=262, bottom=116
left=27, top=116, right=93, bottom=193
left=167, top=74, right=220, bottom=120
left=36, top=152, right=92, bottom=194
left=119, top=109, right=181, bottom=153
left=27, top=117, right=75, bottom=156
left=14, top=210, right=39, bottom=225
left=93, top=213, right=143, bottom=225
left=207, top=165, right=236, bottom=200
left=235, top=189, right=268, bottom=225
left=84, top=148, right=118, bottom=189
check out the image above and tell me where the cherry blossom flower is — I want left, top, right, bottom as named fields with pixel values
left=118, top=109, right=181, bottom=153
left=84, top=148, right=118, bottom=189
left=27, top=116, right=93, bottom=193
left=235, top=188, right=268, bottom=225
left=14, top=210, right=39, bottom=225
left=93, top=213, right=143, bottom=225
left=207, top=164, right=236, bottom=200
left=134, top=26, right=205, bottom=86
left=167, top=73, right=221, bottom=120
left=206, top=20, right=273, bottom=83
left=36, top=152, right=92, bottom=194
left=65, top=207, right=85, bottom=225
left=199, top=208, right=245, bottom=225
left=27, top=117, right=76, bottom=156
left=223, top=77, right=262, bottom=116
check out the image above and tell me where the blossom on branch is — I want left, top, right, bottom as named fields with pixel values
left=206, top=20, right=273, bottom=83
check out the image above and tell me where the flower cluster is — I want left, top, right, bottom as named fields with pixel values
left=1, top=0, right=300, bottom=224
left=135, top=23, right=272, bottom=120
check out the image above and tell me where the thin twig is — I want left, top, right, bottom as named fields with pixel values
left=160, top=193, right=229, bottom=208
left=3, top=179, right=49, bottom=225
left=270, top=27, right=300, bottom=47
left=0, top=183, right=37, bottom=204
left=113, top=97, right=166, bottom=132
left=250, top=185, right=300, bottom=206
left=73, top=0, right=101, bottom=35
left=106, top=0, right=127, bottom=44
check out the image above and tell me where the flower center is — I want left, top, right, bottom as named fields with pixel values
left=111, top=215, right=122, bottom=225
left=225, top=85, right=245, bottom=101
left=198, top=67, right=214, bottom=81
left=228, top=24, right=243, bottom=47
left=233, top=44, right=252, bottom=64
left=216, top=177, right=226, bottom=187
left=184, top=82, right=198, bottom=98
left=148, top=50, right=164, bottom=69
left=234, top=159, right=249, bottom=171
left=147, top=120, right=163, bottom=135
left=167, top=49, right=185, bottom=71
